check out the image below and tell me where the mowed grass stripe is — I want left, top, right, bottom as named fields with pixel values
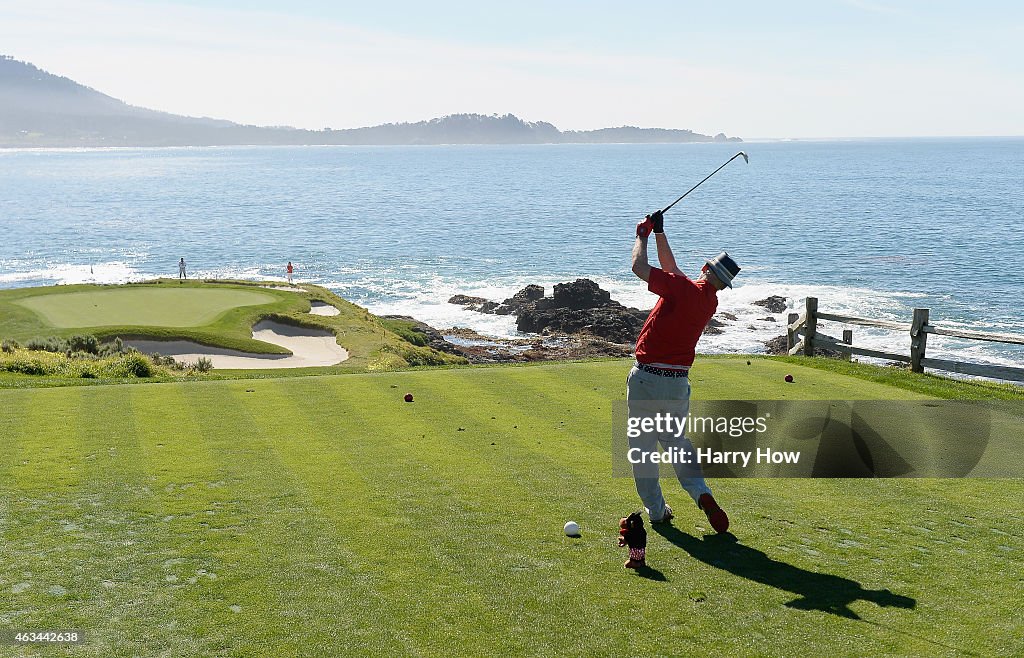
left=374, top=366, right=974, bottom=654
left=127, top=384, right=264, bottom=657
left=688, top=357, right=932, bottom=400
left=81, top=386, right=232, bottom=657
left=376, top=370, right=789, bottom=653
left=3, top=387, right=87, bottom=601
left=281, top=377, right=633, bottom=656
left=0, top=391, right=50, bottom=633
left=0, top=390, right=31, bottom=519
left=382, top=368, right=632, bottom=517
left=3, top=387, right=177, bottom=657
left=158, top=377, right=1024, bottom=655
left=390, top=371, right=749, bottom=652
left=173, top=384, right=305, bottom=655
left=0, top=362, right=1020, bottom=656
left=68, top=386, right=191, bottom=658
left=234, top=379, right=473, bottom=656
left=370, top=368, right=612, bottom=495
left=314, top=371, right=612, bottom=533
left=841, top=479, right=1024, bottom=654
left=9, top=387, right=85, bottom=492
left=198, top=381, right=415, bottom=657
left=465, top=364, right=620, bottom=456
left=658, top=476, right=1024, bottom=655
left=289, top=375, right=706, bottom=655
left=753, top=478, right=1024, bottom=655
left=326, top=370, right=809, bottom=654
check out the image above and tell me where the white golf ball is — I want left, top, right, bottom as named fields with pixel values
left=564, top=521, right=581, bottom=537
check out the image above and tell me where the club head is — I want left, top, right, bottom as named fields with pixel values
left=739, top=151, right=749, bottom=163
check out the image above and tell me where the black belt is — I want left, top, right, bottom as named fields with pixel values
left=635, top=362, right=689, bottom=378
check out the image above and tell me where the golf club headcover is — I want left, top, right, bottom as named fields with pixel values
left=636, top=217, right=653, bottom=238
left=618, top=512, right=647, bottom=563
left=649, top=210, right=664, bottom=234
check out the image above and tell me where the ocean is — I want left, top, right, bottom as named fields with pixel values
left=1, top=139, right=1022, bottom=366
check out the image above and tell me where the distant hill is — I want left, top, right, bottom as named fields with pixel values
left=0, top=56, right=741, bottom=147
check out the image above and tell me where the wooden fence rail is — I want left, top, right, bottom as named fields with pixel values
left=786, top=297, right=1024, bottom=383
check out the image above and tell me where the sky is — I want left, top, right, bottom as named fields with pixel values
left=2, top=0, right=1022, bottom=138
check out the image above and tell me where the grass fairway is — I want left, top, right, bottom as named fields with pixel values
left=1, top=358, right=1022, bottom=656
left=12, top=288, right=278, bottom=328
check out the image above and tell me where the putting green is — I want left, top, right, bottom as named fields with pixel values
left=12, top=287, right=278, bottom=328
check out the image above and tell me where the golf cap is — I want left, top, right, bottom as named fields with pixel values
left=705, top=252, right=741, bottom=288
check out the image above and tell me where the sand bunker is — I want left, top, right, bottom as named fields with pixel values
left=262, top=285, right=305, bottom=293
left=124, top=320, right=349, bottom=369
left=308, top=301, right=341, bottom=316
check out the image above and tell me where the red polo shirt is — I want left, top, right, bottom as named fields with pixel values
left=634, top=268, right=718, bottom=367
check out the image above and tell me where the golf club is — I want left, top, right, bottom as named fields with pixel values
left=661, top=151, right=748, bottom=214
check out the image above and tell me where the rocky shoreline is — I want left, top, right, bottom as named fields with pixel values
left=388, top=280, right=798, bottom=364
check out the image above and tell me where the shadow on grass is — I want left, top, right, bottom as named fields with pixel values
left=652, top=525, right=916, bottom=619
left=634, top=565, right=667, bottom=581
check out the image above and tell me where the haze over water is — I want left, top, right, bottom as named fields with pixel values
left=1, top=139, right=1022, bottom=366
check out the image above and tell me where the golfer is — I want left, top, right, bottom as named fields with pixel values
left=287, top=261, right=294, bottom=284
left=178, top=257, right=187, bottom=282
left=628, top=210, right=740, bottom=533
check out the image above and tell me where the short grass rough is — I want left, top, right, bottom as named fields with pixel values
left=0, top=359, right=1020, bottom=657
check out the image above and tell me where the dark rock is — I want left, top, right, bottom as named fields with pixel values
left=448, top=294, right=498, bottom=313
left=720, top=312, right=738, bottom=321
left=453, top=278, right=653, bottom=344
left=506, top=284, right=544, bottom=305
left=551, top=279, right=611, bottom=310
left=516, top=306, right=648, bottom=344
left=764, top=335, right=789, bottom=355
left=448, top=294, right=488, bottom=306
left=497, top=278, right=650, bottom=343
left=753, top=295, right=787, bottom=314
left=704, top=317, right=725, bottom=335
left=760, top=316, right=777, bottom=322
left=493, top=284, right=545, bottom=315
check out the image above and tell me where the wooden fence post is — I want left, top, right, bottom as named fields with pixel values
left=842, top=329, right=853, bottom=361
left=910, top=308, right=930, bottom=373
left=786, top=313, right=799, bottom=352
left=804, top=297, right=818, bottom=357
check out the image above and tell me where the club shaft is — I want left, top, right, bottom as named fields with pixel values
left=662, top=152, right=745, bottom=214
